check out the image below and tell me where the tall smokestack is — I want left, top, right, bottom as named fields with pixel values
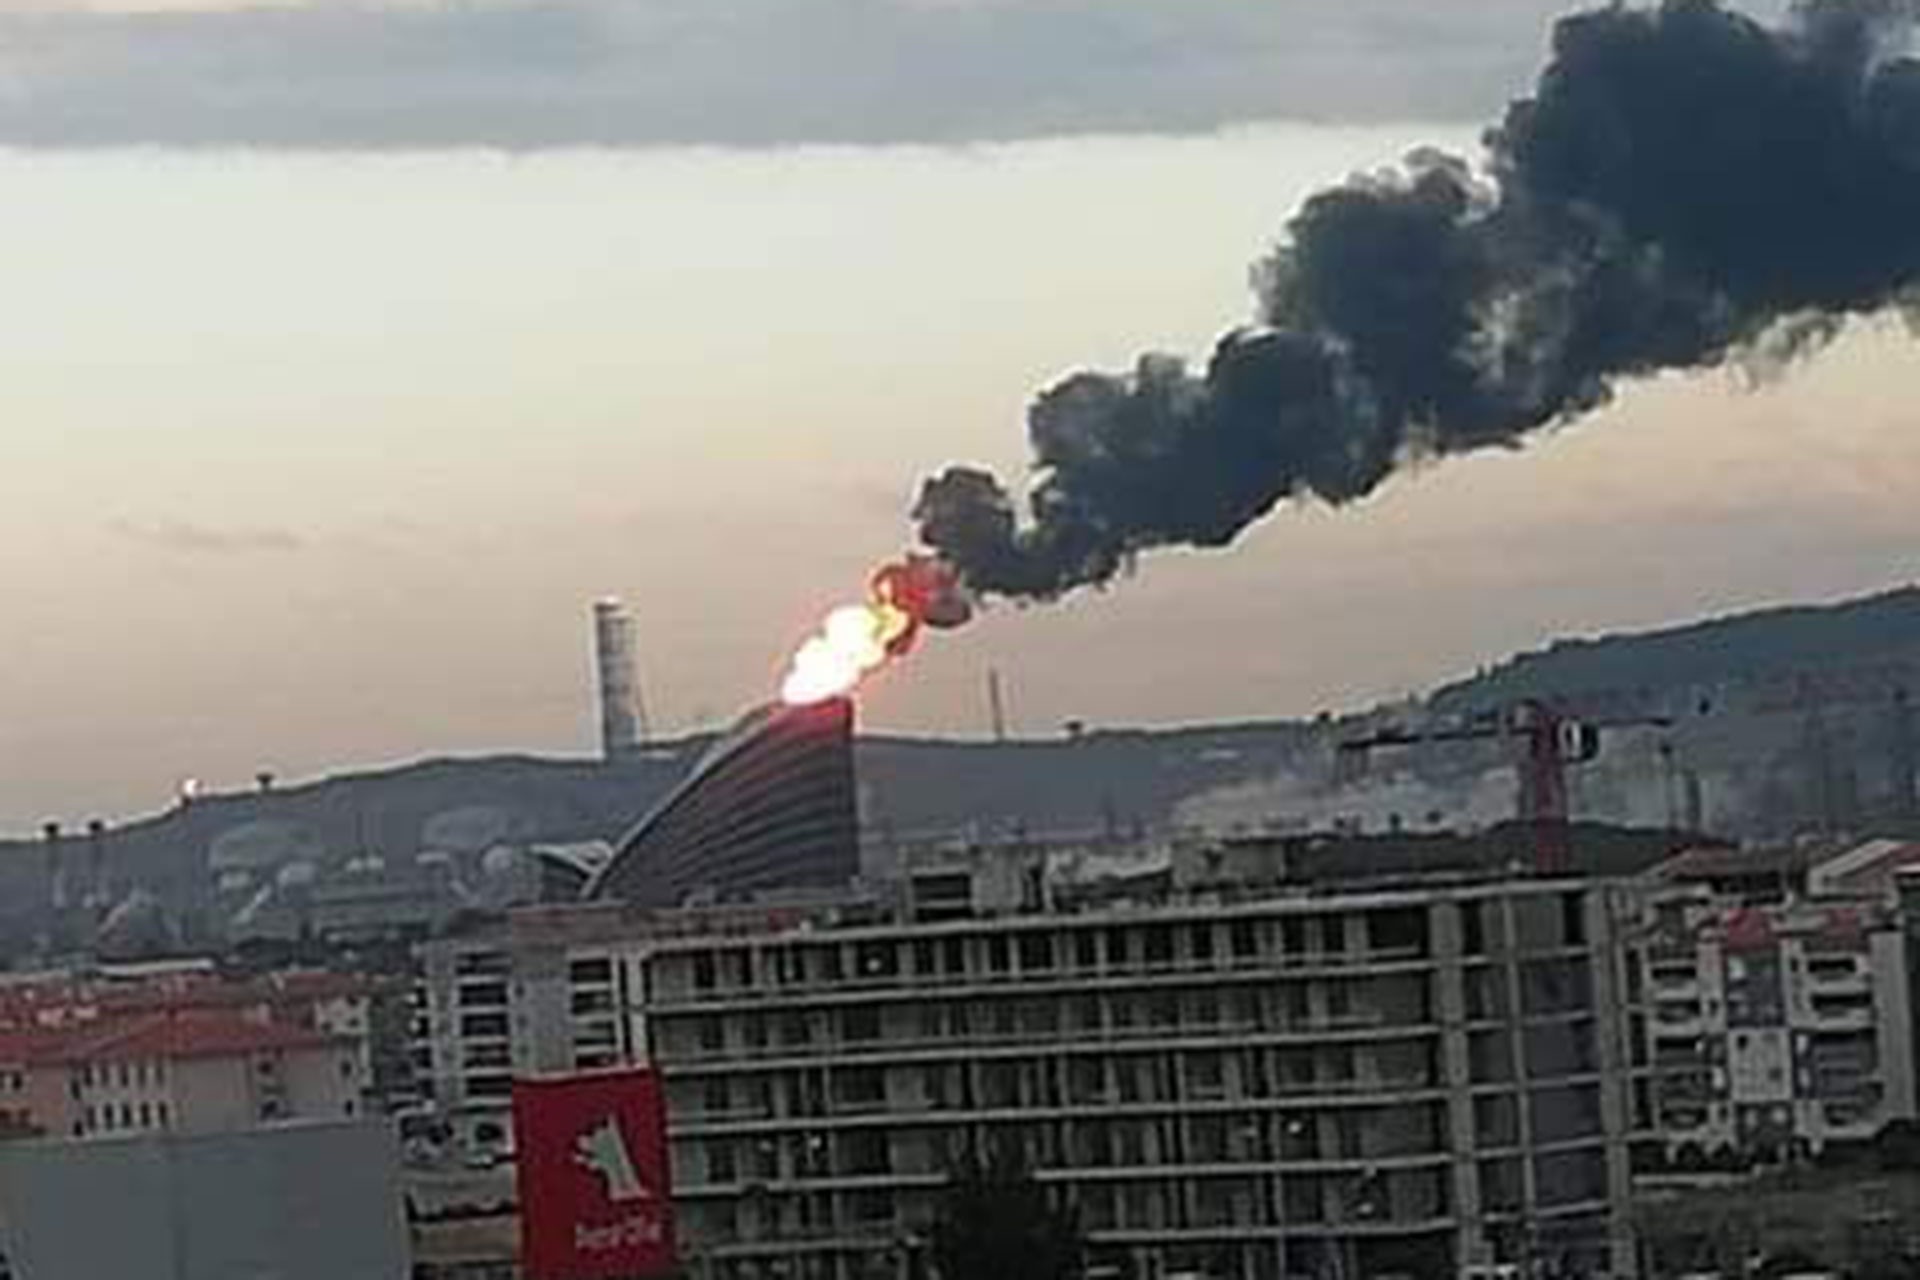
left=592, top=598, right=648, bottom=760
left=41, top=822, right=64, bottom=912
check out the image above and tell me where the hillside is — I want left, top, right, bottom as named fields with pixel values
left=1432, top=585, right=1920, bottom=711
left=5, top=581, right=1917, bottom=921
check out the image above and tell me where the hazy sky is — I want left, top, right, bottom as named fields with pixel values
left=2, top=0, right=1914, bottom=833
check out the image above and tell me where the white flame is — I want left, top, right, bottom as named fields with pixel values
left=781, top=603, right=909, bottom=705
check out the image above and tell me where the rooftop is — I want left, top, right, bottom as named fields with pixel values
left=0, top=1009, right=346, bottom=1066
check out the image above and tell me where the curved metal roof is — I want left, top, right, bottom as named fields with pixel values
left=586, top=698, right=858, bottom=906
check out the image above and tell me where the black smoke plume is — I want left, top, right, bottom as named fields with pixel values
left=915, top=0, right=1920, bottom=599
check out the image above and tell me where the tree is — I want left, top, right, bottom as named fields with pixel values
left=930, top=1149, right=1084, bottom=1280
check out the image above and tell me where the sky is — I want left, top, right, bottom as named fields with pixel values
left=2, top=0, right=1916, bottom=832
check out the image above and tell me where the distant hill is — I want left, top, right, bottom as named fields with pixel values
left=1432, top=585, right=1920, bottom=711
left=5, top=581, right=1918, bottom=935
left=0, top=717, right=1320, bottom=932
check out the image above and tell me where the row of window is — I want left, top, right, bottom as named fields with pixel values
left=78, top=1059, right=166, bottom=1091
left=665, top=977, right=1440, bottom=1058
left=684, top=909, right=1443, bottom=994
left=83, top=1099, right=170, bottom=1134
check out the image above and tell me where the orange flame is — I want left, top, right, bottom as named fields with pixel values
left=780, top=599, right=915, bottom=706
left=779, top=555, right=970, bottom=706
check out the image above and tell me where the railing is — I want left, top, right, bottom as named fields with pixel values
left=654, top=946, right=1437, bottom=1007
left=657, top=1014, right=1442, bottom=1069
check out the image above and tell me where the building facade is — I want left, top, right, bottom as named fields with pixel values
left=0, top=1011, right=362, bottom=1140
left=641, top=877, right=1638, bottom=1280
left=588, top=699, right=860, bottom=908
left=1626, top=845, right=1920, bottom=1163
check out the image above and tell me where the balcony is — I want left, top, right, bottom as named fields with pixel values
left=1808, top=993, right=1875, bottom=1029
left=650, top=949, right=1438, bottom=1011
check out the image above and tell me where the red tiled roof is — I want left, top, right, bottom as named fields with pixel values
left=0, top=1011, right=346, bottom=1066
left=0, top=1025, right=95, bottom=1066
left=76, top=1012, right=345, bottom=1063
left=0, top=969, right=376, bottom=1031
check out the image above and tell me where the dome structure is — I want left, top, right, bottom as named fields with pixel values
left=208, top=819, right=324, bottom=874
left=421, top=805, right=519, bottom=856
left=96, top=889, right=175, bottom=959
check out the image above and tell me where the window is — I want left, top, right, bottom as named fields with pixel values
left=855, top=941, right=897, bottom=979
left=693, top=951, right=716, bottom=991
left=463, top=1043, right=510, bottom=1069
left=1189, top=1052, right=1225, bottom=1097
left=1479, top=1158, right=1523, bottom=1213
left=457, top=980, right=508, bottom=1008
left=706, top=1140, right=736, bottom=1185
left=1144, top=926, right=1173, bottom=969
left=1475, top=1094, right=1518, bottom=1147
left=459, top=1013, right=509, bottom=1039
left=1560, top=892, right=1587, bottom=947
left=1368, top=908, right=1429, bottom=956
left=1191, top=924, right=1215, bottom=964
left=1534, top=1148, right=1606, bottom=1207
left=1461, top=903, right=1486, bottom=956
left=569, top=956, right=613, bottom=984
left=1075, top=931, right=1099, bottom=970
left=838, top=1067, right=887, bottom=1110
left=455, top=952, right=509, bottom=978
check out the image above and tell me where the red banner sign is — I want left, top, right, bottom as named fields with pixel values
left=512, top=1068, right=677, bottom=1280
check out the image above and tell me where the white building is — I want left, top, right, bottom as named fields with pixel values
left=1627, top=841, right=1920, bottom=1162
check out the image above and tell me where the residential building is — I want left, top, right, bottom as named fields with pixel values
left=1626, top=840, right=1920, bottom=1162
left=413, top=900, right=837, bottom=1149
left=0, top=1010, right=363, bottom=1140
left=642, top=875, right=1638, bottom=1280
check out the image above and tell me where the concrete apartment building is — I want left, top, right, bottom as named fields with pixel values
left=638, top=875, right=1637, bottom=1280
left=413, top=901, right=821, bottom=1148
left=1627, top=840, right=1920, bottom=1163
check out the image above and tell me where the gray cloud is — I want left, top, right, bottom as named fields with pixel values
left=111, top=519, right=307, bottom=554
left=0, top=0, right=1592, bottom=149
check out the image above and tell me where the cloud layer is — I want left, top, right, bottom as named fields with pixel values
left=0, top=0, right=1581, bottom=148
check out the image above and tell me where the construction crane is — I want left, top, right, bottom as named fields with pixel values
left=1337, top=699, right=1674, bottom=873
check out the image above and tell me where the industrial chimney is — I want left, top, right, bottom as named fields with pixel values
left=592, top=598, right=648, bottom=760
